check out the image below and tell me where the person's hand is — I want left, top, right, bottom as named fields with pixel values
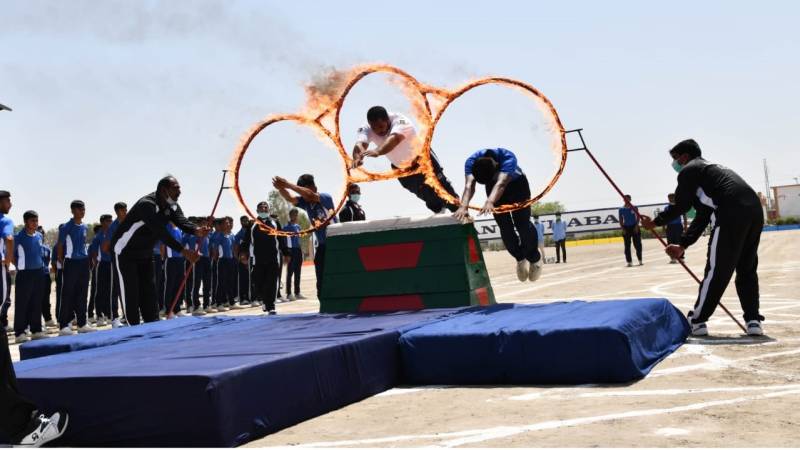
left=665, top=244, right=685, bottom=259
left=453, top=206, right=470, bottom=221
left=479, top=200, right=494, bottom=216
left=639, top=215, right=655, bottom=230
left=182, top=248, right=201, bottom=264
left=1, top=256, right=10, bottom=268
left=195, top=226, right=211, bottom=238
left=272, top=176, right=289, bottom=189
left=361, top=149, right=379, bottom=159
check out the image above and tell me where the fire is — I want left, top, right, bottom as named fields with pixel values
left=229, top=64, right=568, bottom=236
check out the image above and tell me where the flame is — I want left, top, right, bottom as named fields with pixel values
left=229, top=64, right=568, bottom=236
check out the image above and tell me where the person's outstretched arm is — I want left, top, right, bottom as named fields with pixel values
left=453, top=175, right=477, bottom=220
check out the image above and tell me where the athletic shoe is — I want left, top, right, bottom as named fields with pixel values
left=88, top=316, right=97, bottom=325
left=691, top=322, right=708, bottom=336
left=251, top=301, right=261, bottom=307
left=44, top=319, right=57, bottom=328
left=58, top=327, right=74, bottom=336
left=177, top=311, right=188, bottom=317
left=205, top=306, right=218, bottom=313
left=15, top=334, right=30, bottom=344
left=159, top=309, right=166, bottom=318
left=31, top=332, right=47, bottom=340
left=296, top=294, right=307, bottom=300
left=746, top=320, right=764, bottom=336
left=77, top=325, right=96, bottom=334
left=25, top=328, right=32, bottom=336
left=528, top=260, right=543, bottom=282
left=288, top=294, right=296, bottom=301
left=14, top=411, right=69, bottom=447
left=231, top=303, right=246, bottom=310
left=96, top=317, right=107, bottom=327
left=516, top=260, right=529, bottom=282
left=240, top=301, right=251, bottom=306
left=638, top=260, right=644, bottom=266
left=111, top=318, right=124, bottom=328
left=219, top=305, right=230, bottom=312
left=267, top=309, right=277, bottom=315
left=669, top=259, right=677, bottom=264
left=5, top=324, right=12, bottom=333
left=626, top=262, right=633, bottom=267
left=192, top=308, right=207, bottom=316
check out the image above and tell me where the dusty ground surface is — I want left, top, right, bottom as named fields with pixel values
left=7, top=230, right=800, bottom=447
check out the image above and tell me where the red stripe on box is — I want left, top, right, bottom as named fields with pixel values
left=467, top=235, right=480, bottom=264
left=474, top=287, right=490, bottom=306
left=358, top=295, right=425, bottom=312
left=358, top=242, right=424, bottom=271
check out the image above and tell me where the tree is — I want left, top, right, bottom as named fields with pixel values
left=531, top=201, right=565, bottom=216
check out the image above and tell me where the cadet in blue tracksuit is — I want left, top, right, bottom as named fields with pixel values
left=163, top=223, right=187, bottom=316
left=57, top=200, right=95, bottom=336
left=619, top=195, right=643, bottom=267
left=0, top=193, right=13, bottom=332
left=38, top=226, right=55, bottom=327
left=454, top=148, right=542, bottom=282
left=234, top=216, right=254, bottom=306
left=209, top=218, right=224, bottom=310
left=51, top=237, right=63, bottom=328
left=183, top=217, right=211, bottom=315
left=13, top=211, right=46, bottom=343
left=283, top=209, right=304, bottom=301
left=88, top=215, right=113, bottom=326
left=212, top=217, right=238, bottom=308
left=552, top=212, right=567, bottom=263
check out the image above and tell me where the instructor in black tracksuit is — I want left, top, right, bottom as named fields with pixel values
left=641, top=139, right=765, bottom=337
left=240, top=201, right=281, bottom=315
left=110, top=176, right=205, bottom=325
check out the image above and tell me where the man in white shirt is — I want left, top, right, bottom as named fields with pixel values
left=352, top=106, right=459, bottom=213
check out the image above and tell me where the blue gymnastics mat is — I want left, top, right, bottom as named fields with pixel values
left=399, top=298, right=690, bottom=385
left=11, top=310, right=463, bottom=446
left=9, top=299, right=688, bottom=446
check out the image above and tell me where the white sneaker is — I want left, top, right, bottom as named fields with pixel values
left=516, top=260, right=529, bottom=282
left=31, top=331, right=48, bottom=340
left=15, top=334, right=30, bottom=344
left=78, top=324, right=97, bottom=333
left=252, top=301, right=262, bottom=307
left=111, top=318, right=124, bottom=328
left=219, top=305, right=230, bottom=312
left=231, top=303, right=246, bottom=310
left=159, top=309, right=166, bottom=318
left=192, top=308, right=207, bottom=316
left=58, top=327, right=74, bottom=336
left=96, top=317, right=107, bottom=327
left=177, top=311, right=188, bottom=317
left=288, top=294, right=296, bottom=301
left=14, top=411, right=69, bottom=447
left=528, top=260, right=543, bottom=282
left=295, top=294, right=307, bottom=300
left=746, top=320, right=764, bottom=336
left=691, top=322, right=708, bottom=337
left=44, top=319, right=57, bottom=328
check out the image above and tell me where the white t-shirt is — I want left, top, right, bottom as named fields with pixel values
left=356, top=112, right=418, bottom=168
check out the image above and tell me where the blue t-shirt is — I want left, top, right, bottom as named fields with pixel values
left=165, top=226, right=184, bottom=259
left=618, top=207, right=638, bottom=227
left=107, top=219, right=120, bottom=244
left=234, top=228, right=247, bottom=245
left=296, top=193, right=336, bottom=246
left=58, top=219, right=88, bottom=260
left=0, top=213, right=13, bottom=261
left=89, top=230, right=112, bottom=262
left=41, top=243, right=51, bottom=275
left=283, top=223, right=302, bottom=248
left=533, top=221, right=545, bottom=242
left=183, top=233, right=209, bottom=257
left=464, top=148, right=523, bottom=181
left=552, top=220, right=567, bottom=241
left=661, top=205, right=683, bottom=226
left=210, top=231, right=234, bottom=259
left=15, top=230, right=44, bottom=270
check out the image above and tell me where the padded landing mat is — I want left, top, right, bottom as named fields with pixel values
left=11, top=310, right=463, bottom=446
left=399, top=298, right=689, bottom=384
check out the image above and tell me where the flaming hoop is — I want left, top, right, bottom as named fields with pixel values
left=229, top=64, right=568, bottom=235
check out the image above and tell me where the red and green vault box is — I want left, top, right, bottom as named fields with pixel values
left=320, top=216, right=496, bottom=313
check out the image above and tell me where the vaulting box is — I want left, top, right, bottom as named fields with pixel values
left=320, top=216, right=495, bottom=313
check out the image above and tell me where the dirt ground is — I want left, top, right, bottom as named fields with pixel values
left=7, top=230, right=800, bottom=447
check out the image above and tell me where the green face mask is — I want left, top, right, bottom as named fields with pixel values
left=671, top=159, right=684, bottom=173
left=350, top=194, right=361, bottom=203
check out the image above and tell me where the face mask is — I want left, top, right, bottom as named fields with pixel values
left=671, top=159, right=683, bottom=173
left=350, top=194, right=361, bottom=203
left=257, top=212, right=269, bottom=220
left=165, top=194, right=177, bottom=206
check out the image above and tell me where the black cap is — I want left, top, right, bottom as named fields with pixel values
left=70, top=200, right=85, bottom=209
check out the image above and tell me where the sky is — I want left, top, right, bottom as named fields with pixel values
left=2, top=0, right=798, bottom=230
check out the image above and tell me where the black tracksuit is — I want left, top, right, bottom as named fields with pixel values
left=338, top=200, right=366, bottom=223
left=241, top=218, right=281, bottom=312
left=654, top=157, right=764, bottom=324
left=0, top=331, right=36, bottom=441
left=486, top=174, right=541, bottom=264
left=394, top=151, right=460, bottom=213
left=110, top=193, right=197, bottom=325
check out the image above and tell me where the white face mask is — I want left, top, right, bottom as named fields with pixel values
left=165, top=195, right=177, bottom=206
left=257, top=212, right=269, bottom=220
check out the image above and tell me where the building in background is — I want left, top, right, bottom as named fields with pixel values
left=772, top=184, right=800, bottom=219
